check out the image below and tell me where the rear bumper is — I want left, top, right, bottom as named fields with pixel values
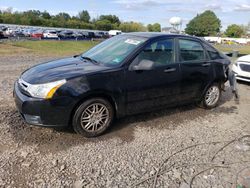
left=13, top=82, right=75, bottom=127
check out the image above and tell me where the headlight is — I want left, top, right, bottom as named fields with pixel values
left=24, top=79, right=66, bottom=99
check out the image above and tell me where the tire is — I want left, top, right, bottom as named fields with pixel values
left=199, top=83, right=221, bottom=109
left=72, top=98, right=114, bottom=137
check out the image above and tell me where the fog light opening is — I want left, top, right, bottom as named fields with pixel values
left=23, top=114, right=42, bottom=125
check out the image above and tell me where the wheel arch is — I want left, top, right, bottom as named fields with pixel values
left=200, top=79, right=224, bottom=100
left=68, top=92, right=119, bottom=126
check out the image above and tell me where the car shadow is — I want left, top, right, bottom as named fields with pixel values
left=5, top=86, right=238, bottom=154
left=106, top=89, right=237, bottom=140
left=237, top=80, right=250, bottom=87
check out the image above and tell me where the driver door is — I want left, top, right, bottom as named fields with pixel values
left=125, top=38, right=181, bottom=115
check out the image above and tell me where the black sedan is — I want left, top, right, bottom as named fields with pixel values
left=14, top=33, right=231, bottom=137
left=58, top=30, right=75, bottom=40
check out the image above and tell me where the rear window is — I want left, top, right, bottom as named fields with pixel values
left=203, top=43, right=222, bottom=60
left=179, top=39, right=205, bottom=62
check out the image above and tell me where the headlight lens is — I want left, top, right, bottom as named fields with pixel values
left=25, top=79, right=66, bottom=99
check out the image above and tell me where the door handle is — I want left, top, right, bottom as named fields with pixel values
left=164, top=68, right=176, bottom=73
left=201, top=63, right=211, bottom=67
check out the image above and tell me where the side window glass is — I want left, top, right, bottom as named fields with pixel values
left=136, top=39, right=174, bottom=67
left=179, top=39, right=205, bottom=62
left=204, top=43, right=222, bottom=60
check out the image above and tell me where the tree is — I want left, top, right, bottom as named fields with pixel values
left=0, top=11, right=3, bottom=23
left=225, top=24, right=245, bottom=38
left=185, top=10, right=221, bottom=36
left=0, top=9, right=160, bottom=32
left=24, top=10, right=41, bottom=17
left=78, top=10, right=90, bottom=22
left=119, top=22, right=146, bottom=32
left=95, top=19, right=113, bottom=31
left=98, top=15, right=120, bottom=25
left=147, top=23, right=161, bottom=32
left=55, top=12, right=71, bottom=21
left=41, top=11, right=51, bottom=19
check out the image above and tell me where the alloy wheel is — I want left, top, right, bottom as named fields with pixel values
left=80, top=103, right=109, bottom=132
left=205, top=86, right=220, bottom=106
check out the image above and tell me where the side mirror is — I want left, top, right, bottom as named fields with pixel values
left=131, top=59, right=154, bottom=71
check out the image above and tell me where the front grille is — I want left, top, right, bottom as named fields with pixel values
left=239, top=64, right=250, bottom=72
left=237, top=75, right=250, bottom=80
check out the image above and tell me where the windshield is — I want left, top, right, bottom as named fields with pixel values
left=82, top=35, right=147, bottom=66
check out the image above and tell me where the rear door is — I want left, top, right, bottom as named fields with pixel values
left=125, top=38, right=181, bottom=114
left=177, top=38, right=213, bottom=102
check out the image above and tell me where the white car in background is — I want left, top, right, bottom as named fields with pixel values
left=2, top=27, right=14, bottom=36
left=43, top=30, right=58, bottom=39
left=108, top=30, right=122, bottom=37
left=232, top=55, right=250, bottom=82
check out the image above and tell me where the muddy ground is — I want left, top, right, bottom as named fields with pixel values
left=0, top=54, right=250, bottom=188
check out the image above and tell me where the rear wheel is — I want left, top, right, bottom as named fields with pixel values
left=73, top=98, right=114, bottom=137
left=199, top=84, right=221, bottom=109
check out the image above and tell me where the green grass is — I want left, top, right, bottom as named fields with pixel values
left=214, top=44, right=250, bottom=55
left=1, top=40, right=250, bottom=58
left=0, top=40, right=99, bottom=56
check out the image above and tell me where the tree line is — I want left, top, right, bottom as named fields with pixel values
left=0, top=8, right=248, bottom=37
left=0, top=8, right=161, bottom=32
left=185, top=10, right=249, bottom=38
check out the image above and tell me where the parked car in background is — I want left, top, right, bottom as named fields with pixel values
left=0, top=26, right=6, bottom=30
left=232, top=55, right=250, bottom=82
left=22, top=29, right=33, bottom=37
left=87, top=31, right=95, bottom=39
left=103, top=32, right=109, bottom=38
left=13, top=29, right=25, bottom=37
left=31, top=30, right=44, bottom=38
left=23, top=29, right=31, bottom=37
left=14, top=33, right=231, bottom=137
left=108, top=30, right=122, bottom=37
left=2, top=27, right=14, bottom=36
left=43, top=30, right=58, bottom=39
left=94, top=32, right=105, bottom=38
left=58, top=30, right=75, bottom=39
left=0, top=24, right=114, bottom=40
left=94, top=32, right=109, bottom=39
left=73, top=31, right=85, bottom=40
left=80, top=31, right=95, bottom=39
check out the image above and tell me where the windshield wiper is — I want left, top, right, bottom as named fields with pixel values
left=81, top=56, right=99, bottom=64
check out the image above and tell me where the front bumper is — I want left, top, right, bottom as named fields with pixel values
left=232, top=64, right=250, bottom=82
left=235, top=75, right=250, bottom=82
left=13, top=82, right=74, bottom=127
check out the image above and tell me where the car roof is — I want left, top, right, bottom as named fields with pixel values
left=125, top=32, right=201, bottom=40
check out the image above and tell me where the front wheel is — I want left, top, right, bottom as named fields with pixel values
left=72, top=98, right=114, bottom=137
left=200, top=84, right=221, bottom=109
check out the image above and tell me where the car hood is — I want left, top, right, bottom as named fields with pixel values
left=21, top=57, right=112, bottom=84
left=237, top=55, right=250, bottom=63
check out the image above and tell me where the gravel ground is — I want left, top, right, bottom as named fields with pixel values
left=0, top=54, right=250, bottom=188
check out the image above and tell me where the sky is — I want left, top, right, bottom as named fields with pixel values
left=0, top=0, right=250, bottom=30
